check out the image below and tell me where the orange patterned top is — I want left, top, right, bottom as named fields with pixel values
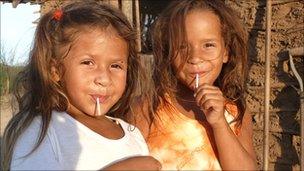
left=147, top=102, right=240, bottom=170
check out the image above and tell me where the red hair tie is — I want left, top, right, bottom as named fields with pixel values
left=53, top=9, right=63, bottom=21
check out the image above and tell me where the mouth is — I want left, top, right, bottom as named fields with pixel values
left=90, top=94, right=108, bottom=103
left=189, top=72, right=205, bottom=78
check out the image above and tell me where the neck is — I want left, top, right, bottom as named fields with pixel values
left=67, top=104, right=107, bottom=121
left=67, top=105, right=123, bottom=139
left=175, top=81, right=195, bottom=102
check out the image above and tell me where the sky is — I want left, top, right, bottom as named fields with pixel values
left=1, top=2, right=40, bottom=66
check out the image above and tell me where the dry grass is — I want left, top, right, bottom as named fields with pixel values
left=1, top=94, right=16, bottom=137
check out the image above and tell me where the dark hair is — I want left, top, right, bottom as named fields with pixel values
left=1, top=1, right=143, bottom=169
left=150, top=0, right=248, bottom=126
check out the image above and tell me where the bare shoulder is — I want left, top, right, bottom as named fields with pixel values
left=237, top=108, right=256, bottom=160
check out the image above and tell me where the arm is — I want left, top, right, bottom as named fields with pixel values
left=212, top=109, right=257, bottom=170
left=101, top=156, right=161, bottom=170
left=195, top=84, right=257, bottom=170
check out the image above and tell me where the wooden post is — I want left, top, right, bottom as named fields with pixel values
left=107, top=0, right=120, bottom=9
left=263, top=0, right=272, bottom=170
left=134, top=0, right=141, bottom=52
left=121, top=0, right=133, bottom=24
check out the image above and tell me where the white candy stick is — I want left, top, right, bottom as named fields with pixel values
left=195, top=74, right=199, bottom=89
left=96, top=97, right=101, bottom=116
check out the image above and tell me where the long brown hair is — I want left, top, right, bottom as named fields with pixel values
left=151, top=0, right=248, bottom=126
left=1, top=1, right=143, bottom=170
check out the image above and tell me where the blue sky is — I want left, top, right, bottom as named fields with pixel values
left=1, top=2, right=40, bottom=66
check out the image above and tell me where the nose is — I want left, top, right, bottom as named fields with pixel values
left=187, top=57, right=204, bottom=65
left=187, top=45, right=203, bottom=65
left=94, top=67, right=111, bottom=87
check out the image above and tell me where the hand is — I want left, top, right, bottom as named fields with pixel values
left=102, top=156, right=162, bottom=170
left=194, top=84, right=227, bottom=129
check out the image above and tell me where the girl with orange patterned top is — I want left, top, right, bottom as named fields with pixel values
left=131, top=0, right=257, bottom=170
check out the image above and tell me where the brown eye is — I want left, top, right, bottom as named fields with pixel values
left=204, top=43, right=216, bottom=48
left=111, top=63, right=123, bottom=70
left=81, top=60, right=94, bottom=65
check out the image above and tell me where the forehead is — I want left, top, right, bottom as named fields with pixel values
left=75, top=27, right=127, bottom=50
left=185, top=10, right=222, bottom=39
left=75, top=26, right=125, bottom=44
left=60, top=26, right=128, bottom=61
left=58, top=26, right=128, bottom=52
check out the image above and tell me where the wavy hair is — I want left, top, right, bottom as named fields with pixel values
left=150, top=0, right=248, bottom=127
left=1, top=1, right=143, bottom=170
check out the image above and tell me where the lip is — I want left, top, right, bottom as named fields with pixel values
left=189, top=71, right=206, bottom=78
left=90, top=94, right=108, bottom=103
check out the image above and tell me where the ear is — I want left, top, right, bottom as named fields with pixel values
left=222, top=48, right=229, bottom=63
left=50, top=60, right=60, bottom=82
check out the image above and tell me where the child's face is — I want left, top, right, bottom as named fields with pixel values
left=61, top=28, right=128, bottom=117
left=173, top=10, right=228, bottom=90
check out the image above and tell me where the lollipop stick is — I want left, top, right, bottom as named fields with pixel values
left=96, top=97, right=101, bottom=116
left=195, top=74, right=199, bottom=89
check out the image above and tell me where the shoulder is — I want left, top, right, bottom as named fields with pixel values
left=110, top=116, right=146, bottom=142
left=224, top=101, right=247, bottom=136
left=110, top=117, right=144, bottom=138
left=238, top=109, right=254, bottom=138
left=11, top=112, right=64, bottom=170
left=224, top=102, right=255, bottom=156
left=108, top=116, right=149, bottom=154
left=236, top=109, right=256, bottom=160
left=12, top=116, right=42, bottom=156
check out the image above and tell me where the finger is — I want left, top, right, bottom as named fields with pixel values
left=197, top=83, right=220, bottom=91
left=195, top=87, right=223, bottom=103
left=201, top=99, right=224, bottom=112
left=197, top=92, right=224, bottom=107
left=194, top=84, right=221, bottom=97
left=195, top=87, right=221, bottom=100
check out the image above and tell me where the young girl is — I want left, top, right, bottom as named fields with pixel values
left=133, top=0, right=257, bottom=170
left=1, top=1, right=161, bottom=170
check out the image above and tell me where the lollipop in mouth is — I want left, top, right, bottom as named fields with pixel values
left=195, top=73, right=199, bottom=89
left=95, top=97, right=101, bottom=116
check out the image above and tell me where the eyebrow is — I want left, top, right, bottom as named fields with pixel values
left=200, top=38, right=219, bottom=42
left=84, top=53, right=128, bottom=61
left=115, top=60, right=126, bottom=63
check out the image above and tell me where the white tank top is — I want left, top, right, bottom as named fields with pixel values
left=11, top=111, right=149, bottom=170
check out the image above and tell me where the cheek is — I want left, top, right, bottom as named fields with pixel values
left=121, top=76, right=127, bottom=92
left=172, top=59, right=186, bottom=80
left=208, top=62, right=224, bottom=83
left=61, top=69, right=89, bottom=93
left=175, top=68, right=191, bottom=87
left=114, top=72, right=127, bottom=93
